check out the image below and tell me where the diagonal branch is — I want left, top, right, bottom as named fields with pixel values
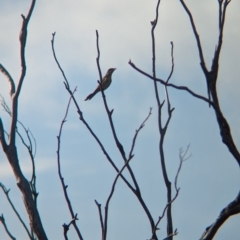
left=129, top=60, right=214, bottom=106
left=0, top=214, right=16, bottom=240
left=51, top=33, right=135, bottom=192
left=200, top=190, right=240, bottom=240
left=95, top=31, right=157, bottom=237
left=0, top=183, right=33, bottom=239
left=100, top=108, right=152, bottom=240
left=178, top=0, right=208, bottom=74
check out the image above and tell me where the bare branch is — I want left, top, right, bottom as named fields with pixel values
left=0, top=183, right=33, bottom=239
left=178, top=1, right=240, bottom=166
left=150, top=146, right=190, bottom=239
left=128, top=108, right=152, bottom=159
left=56, top=93, right=83, bottom=240
left=0, top=214, right=16, bottom=240
left=95, top=31, right=157, bottom=237
left=95, top=30, right=126, bottom=158
left=200, top=191, right=240, bottom=240
left=51, top=32, right=135, bottom=192
left=94, top=200, right=104, bottom=240
left=0, top=1, right=46, bottom=239
left=0, top=96, right=38, bottom=203
left=129, top=60, right=214, bottom=107
left=10, top=0, right=36, bottom=146
left=52, top=31, right=157, bottom=240
left=63, top=214, right=79, bottom=240
left=150, top=0, right=162, bottom=107
left=150, top=2, right=177, bottom=237
left=0, top=118, right=8, bottom=152
left=103, top=154, right=134, bottom=240
left=178, top=0, right=207, bottom=73
left=102, top=108, right=152, bottom=239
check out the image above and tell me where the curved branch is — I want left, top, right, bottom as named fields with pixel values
left=200, top=191, right=240, bottom=240
left=10, top=0, right=36, bottom=146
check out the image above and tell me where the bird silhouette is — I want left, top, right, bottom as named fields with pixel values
left=85, top=68, right=116, bottom=101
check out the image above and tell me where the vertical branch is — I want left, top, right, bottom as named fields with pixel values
left=218, top=0, right=223, bottom=30
left=179, top=0, right=240, bottom=166
left=151, top=1, right=176, bottom=239
left=56, top=92, right=83, bottom=240
left=0, top=96, right=38, bottom=204
left=10, top=0, right=36, bottom=146
left=95, top=31, right=157, bottom=237
left=150, top=0, right=161, bottom=105
left=0, top=1, right=48, bottom=239
left=94, top=200, right=104, bottom=240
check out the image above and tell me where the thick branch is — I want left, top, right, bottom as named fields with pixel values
left=200, top=191, right=240, bottom=240
left=0, top=1, right=48, bottom=239
left=10, top=0, right=36, bottom=146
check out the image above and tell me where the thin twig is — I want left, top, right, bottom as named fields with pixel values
left=0, top=96, right=38, bottom=204
left=129, top=60, right=214, bottom=107
left=103, top=108, right=152, bottom=240
left=0, top=214, right=16, bottom=240
left=56, top=92, right=83, bottom=240
left=63, top=214, right=79, bottom=240
left=0, top=183, right=33, bottom=239
left=103, top=154, right=134, bottom=240
left=128, top=108, right=152, bottom=159
left=150, top=146, right=190, bottom=239
left=95, top=31, right=157, bottom=236
left=94, top=200, right=104, bottom=239
left=51, top=32, right=135, bottom=192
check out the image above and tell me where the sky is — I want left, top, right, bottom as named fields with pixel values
left=0, top=0, right=240, bottom=239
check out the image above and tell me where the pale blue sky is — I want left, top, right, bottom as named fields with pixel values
left=0, top=0, right=240, bottom=239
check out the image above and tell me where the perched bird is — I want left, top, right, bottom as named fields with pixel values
left=85, top=68, right=116, bottom=101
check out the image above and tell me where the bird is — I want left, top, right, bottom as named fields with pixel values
left=84, top=68, right=116, bottom=101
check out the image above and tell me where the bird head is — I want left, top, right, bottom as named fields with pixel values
left=106, top=68, right=116, bottom=76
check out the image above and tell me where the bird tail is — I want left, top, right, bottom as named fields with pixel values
left=84, top=93, right=94, bottom=101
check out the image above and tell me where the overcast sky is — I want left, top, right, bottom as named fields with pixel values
left=0, top=0, right=240, bottom=239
